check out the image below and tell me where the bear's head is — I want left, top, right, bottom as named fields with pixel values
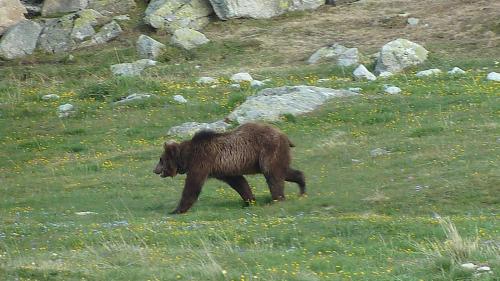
left=154, top=141, right=181, bottom=178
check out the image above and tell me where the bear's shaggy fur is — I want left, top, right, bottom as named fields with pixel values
left=154, top=123, right=306, bottom=214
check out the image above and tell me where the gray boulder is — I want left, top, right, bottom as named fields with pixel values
left=209, top=0, right=324, bottom=20
left=375, top=39, right=428, bottom=74
left=87, top=0, right=136, bottom=16
left=137, top=35, right=166, bottom=60
left=308, top=43, right=359, bottom=66
left=71, top=9, right=105, bottom=42
left=144, top=0, right=213, bottom=32
left=168, top=120, right=231, bottom=138
left=227, top=86, right=358, bottom=124
left=41, top=0, right=89, bottom=16
left=111, top=59, right=157, bottom=77
left=85, top=20, right=122, bottom=45
left=170, top=28, right=209, bottom=50
left=0, top=0, right=27, bottom=35
left=38, top=15, right=76, bottom=53
left=0, top=20, right=42, bottom=60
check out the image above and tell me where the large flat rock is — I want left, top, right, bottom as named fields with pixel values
left=227, top=85, right=358, bottom=124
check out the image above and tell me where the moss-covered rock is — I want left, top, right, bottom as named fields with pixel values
left=144, top=0, right=213, bottom=33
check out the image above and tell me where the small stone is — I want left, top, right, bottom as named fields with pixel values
left=173, top=95, right=187, bottom=103
left=348, top=87, right=362, bottom=93
left=113, top=15, right=131, bottom=21
left=416, top=68, right=442, bottom=77
left=231, top=72, right=253, bottom=83
left=486, top=72, right=500, bottom=82
left=370, top=148, right=390, bottom=157
left=353, top=64, right=376, bottom=81
left=384, top=85, right=401, bottom=95
left=58, top=103, right=74, bottom=112
left=58, top=103, right=75, bottom=117
left=477, top=266, right=491, bottom=272
left=195, top=65, right=201, bottom=69
left=75, top=211, right=98, bottom=215
left=448, top=67, right=466, bottom=75
left=197, top=76, right=217, bottom=84
left=230, top=84, right=241, bottom=89
left=461, top=263, right=478, bottom=270
left=379, top=71, right=394, bottom=78
left=407, top=17, right=419, bottom=26
left=42, top=94, right=60, bottom=100
left=317, top=78, right=331, bottom=83
left=250, top=80, right=265, bottom=88
left=114, top=93, right=153, bottom=104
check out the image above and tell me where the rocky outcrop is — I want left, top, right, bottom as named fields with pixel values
left=137, top=35, right=165, bottom=60
left=209, top=0, right=324, bottom=20
left=170, top=28, right=209, bottom=50
left=375, top=39, right=428, bottom=74
left=38, top=12, right=122, bottom=53
left=227, top=86, right=358, bottom=124
left=144, top=0, right=213, bottom=32
left=0, top=20, right=42, bottom=60
left=41, top=0, right=88, bottom=17
left=0, top=0, right=27, bottom=35
left=308, top=43, right=359, bottom=66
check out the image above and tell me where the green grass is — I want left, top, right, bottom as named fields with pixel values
left=0, top=31, right=499, bottom=281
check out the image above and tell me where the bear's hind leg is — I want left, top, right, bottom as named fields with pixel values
left=264, top=174, right=285, bottom=201
left=285, top=168, right=306, bottom=195
left=218, top=175, right=256, bottom=204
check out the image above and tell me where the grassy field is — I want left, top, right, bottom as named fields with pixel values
left=1, top=3, right=500, bottom=280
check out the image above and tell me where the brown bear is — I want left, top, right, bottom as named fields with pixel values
left=154, top=123, right=306, bottom=214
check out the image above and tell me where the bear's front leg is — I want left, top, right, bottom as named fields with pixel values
left=171, top=172, right=207, bottom=214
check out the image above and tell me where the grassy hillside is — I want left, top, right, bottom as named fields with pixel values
left=1, top=1, right=499, bottom=280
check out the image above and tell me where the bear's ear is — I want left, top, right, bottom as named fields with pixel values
left=165, top=142, right=180, bottom=158
left=164, top=140, right=177, bottom=150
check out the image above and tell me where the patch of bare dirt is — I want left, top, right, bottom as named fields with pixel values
left=204, top=0, right=500, bottom=66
